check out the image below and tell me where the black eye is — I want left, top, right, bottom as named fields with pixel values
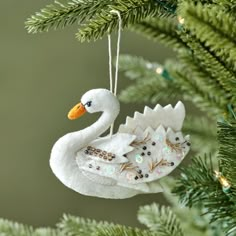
left=86, top=101, right=92, bottom=107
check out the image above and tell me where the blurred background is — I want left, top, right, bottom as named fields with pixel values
left=0, top=0, right=175, bottom=228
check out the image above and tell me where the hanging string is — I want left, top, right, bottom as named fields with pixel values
left=108, top=10, right=122, bottom=136
left=112, top=10, right=122, bottom=96
left=108, top=34, right=113, bottom=93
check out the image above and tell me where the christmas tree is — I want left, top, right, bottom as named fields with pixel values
left=1, top=0, right=235, bottom=235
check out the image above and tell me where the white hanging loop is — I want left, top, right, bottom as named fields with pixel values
left=111, top=10, right=122, bottom=96
left=108, top=33, right=113, bottom=93
left=108, top=10, right=122, bottom=136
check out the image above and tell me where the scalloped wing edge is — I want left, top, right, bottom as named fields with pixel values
left=118, top=101, right=185, bottom=135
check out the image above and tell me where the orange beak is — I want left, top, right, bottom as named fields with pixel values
left=67, top=102, right=86, bottom=120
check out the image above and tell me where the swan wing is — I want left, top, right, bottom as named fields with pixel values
left=116, top=125, right=190, bottom=185
left=118, top=101, right=185, bottom=136
left=75, top=133, right=152, bottom=193
left=76, top=133, right=136, bottom=164
left=76, top=126, right=190, bottom=193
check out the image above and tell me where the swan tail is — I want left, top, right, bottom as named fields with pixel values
left=118, top=101, right=185, bottom=136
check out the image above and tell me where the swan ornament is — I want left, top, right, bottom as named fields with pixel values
left=50, top=89, right=190, bottom=199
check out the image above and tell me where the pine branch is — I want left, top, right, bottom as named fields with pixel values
left=131, top=16, right=187, bottom=50
left=179, top=33, right=236, bottom=98
left=58, top=214, right=99, bottom=236
left=179, top=2, right=236, bottom=72
left=34, top=228, right=63, bottom=236
left=138, top=203, right=184, bottom=236
left=25, top=0, right=111, bottom=33
left=96, top=225, right=157, bottom=236
left=119, top=78, right=178, bottom=104
left=172, top=155, right=236, bottom=235
left=212, top=0, right=236, bottom=9
left=58, top=214, right=158, bottom=236
left=165, top=60, right=225, bottom=117
left=119, top=54, right=230, bottom=116
left=119, top=54, right=161, bottom=81
left=218, top=120, right=236, bottom=186
left=183, top=116, right=217, bottom=154
left=0, top=219, right=34, bottom=236
left=76, top=0, right=175, bottom=42
left=118, top=54, right=179, bottom=103
left=0, top=219, right=61, bottom=236
left=172, top=155, right=215, bottom=207
left=177, top=52, right=232, bottom=110
left=154, top=0, right=177, bottom=14
left=160, top=177, right=224, bottom=236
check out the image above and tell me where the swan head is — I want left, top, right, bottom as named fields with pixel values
left=68, top=89, right=120, bottom=120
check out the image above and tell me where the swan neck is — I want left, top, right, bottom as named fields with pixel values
left=86, top=109, right=117, bottom=139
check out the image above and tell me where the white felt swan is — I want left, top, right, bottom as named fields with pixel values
left=50, top=88, right=190, bottom=199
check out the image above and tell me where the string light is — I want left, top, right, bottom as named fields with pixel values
left=215, top=171, right=231, bottom=193
left=156, top=67, right=164, bottom=75
left=177, top=16, right=185, bottom=31
left=178, top=16, right=185, bottom=25
left=155, top=66, right=172, bottom=80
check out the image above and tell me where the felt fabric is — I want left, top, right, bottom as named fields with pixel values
left=50, top=89, right=190, bottom=199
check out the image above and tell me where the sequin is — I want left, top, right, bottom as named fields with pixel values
left=156, top=135, right=163, bottom=142
left=126, top=172, right=134, bottom=180
left=106, top=166, right=116, bottom=175
left=135, top=154, right=143, bottom=163
left=156, top=169, right=162, bottom=174
left=176, top=153, right=182, bottom=160
left=163, top=146, right=171, bottom=154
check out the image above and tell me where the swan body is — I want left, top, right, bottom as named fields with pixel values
left=50, top=89, right=190, bottom=199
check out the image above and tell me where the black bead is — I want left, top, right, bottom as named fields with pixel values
left=141, top=152, right=145, bottom=156
left=152, top=142, right=156, bottom=146
left=96, top=166, right=100, bottom=170
left=147, top=151, right=151, bottom=156
left=134, top=176, right=139, bottom=180
left=137, top=170, right=142, bottom=174
left=145, top=174, right=149, bottom=178
left=112, top=154, right=116, bottom=159
left=123, top=154, right=127, bottom=157
left=175, top=137, right=179, bottom=141
left=84, top=150, right=89, bottom=154
left=140, top=174, right=143, bottom=178
left=89, top=164, right=92, bottom=168
left=143, top=146, right=147, bottom=150
left=170, top=162, right=174, bottom=166
left=187, top=142, right=191, bottom=146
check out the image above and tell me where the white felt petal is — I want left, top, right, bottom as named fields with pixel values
left=118, top=101, right=186, bottom=134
